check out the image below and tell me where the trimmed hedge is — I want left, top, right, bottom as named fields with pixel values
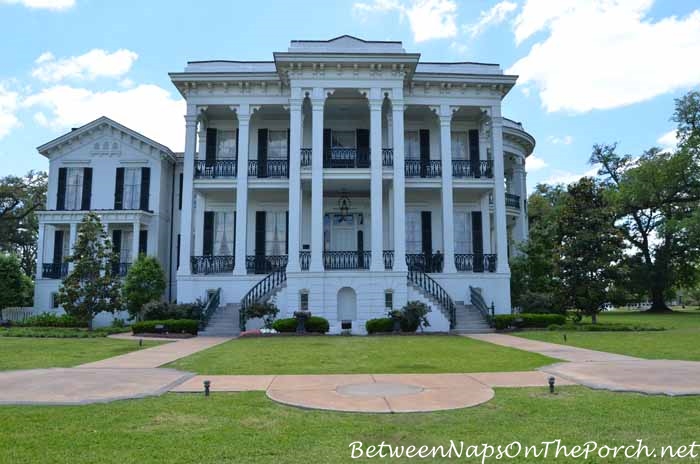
left=17, top=313, right=88, bottom=328
left=0, top=327, right=128, bottom=338
left=494, top=313, right=567, bottom=330
left=132, top=319, right=199, bottom=335
left=547, top=323, right=665, bottom=332
left=366, top=318, right=394, bottom=334
left=271, top=316, right=329, bottom=334
left=142, top=302, right=203, bottom=321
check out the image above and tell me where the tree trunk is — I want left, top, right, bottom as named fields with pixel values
left=591, top=312, right=598, bottom=324
left=648, top=286, right=671, bottom=312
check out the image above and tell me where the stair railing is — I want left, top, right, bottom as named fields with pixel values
left=407, top=270, right=456, bottom=329
left=199, top=288, right=221, bottom=330
left=239, top=268, right=287, bottom=331
left=470, top=286, right=493, bottom=327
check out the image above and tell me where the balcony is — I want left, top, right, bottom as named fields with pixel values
left=299, top=250, right=310, bottom=270
left=248, top=160, right=289, bottom=178
left=323, top=148, right=370, bottom=168
left=506, top=193, right=521, bottom=209
left=246, top=255, right=288, bottom=274
left=405, top=160, right=442, bottom=178
left=406, top=253, right=444, bottom=273
left=382, top=148, right=393, bottom=167
left=323, top=251, right=371, bottom=270
left=110, top=262, right=131, bottom=277
left=455, top=254, right=497, bottom=273
left=300, top=148, right=312, bottom=167
left=42, top=262, right=68, bottom=279
left=194, top=160, right=237, bottom=178
left=191, top=255, right=234, bottom=275
left=452, top=160, right=494, bottom=179
left=383, top=250, right=394, bottom=270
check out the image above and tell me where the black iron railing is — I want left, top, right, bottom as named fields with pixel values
left=455, top=254, right=497, bottom=273
left=407, top=269, right=456, bottom=329
left=383, top=250, right=394, bottom=270
left=246, top=255, right=288, bottom=274
left=506, top=193, right=521, bottom=209
left=110, top=262, right=131, bottom=277
left=300, top=148, right=312, bottom=167
left=405, top=160, right=442, bottom=177
left=248, top=159, right=289, bottom=178
left=470, top=285, right=494, bottom=327
left=299, top=251, right=310, bottom=271
left=194, top=159, right=237, bottom=178
left=199, top=288, right=221, bottom=330
left=240, top=268, right=286, bottom=331
left=191, top=255, right=234, bottom=274
left=382, top=148, right=393, bottom=167
left=323, top=148, right=370, bottom=168
left=42, top=262, right=68, bottom=279
left=323, top=251, right=371, bottom=270
left=406, top=253, right=444, bottom=273
left=452, top=160, right=494, bottom=179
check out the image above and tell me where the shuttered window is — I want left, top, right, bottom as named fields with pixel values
left=268, top=130, right=288, bottom=159
left=213, top=212, right=235, bottom=256
left=265, top=212, right=287, bottom=255
left=122, top=168, right=141, bottom=209
left=451, top=132, right=468, bottom=160
left=404, top=131, right=420, bottom=160
left=64, top=168, right=84, bottom=210
left=453, top=211, right=472, bottom=254
left=217, top=130, right=237, bottom=159
left=405, top=211, right=422, bottom=254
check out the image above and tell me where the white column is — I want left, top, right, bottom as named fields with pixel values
left=36, top=222, right=46, bottom=279
left=481, top=193, right=492, bottom=254
left=130, top=222, right=139, bottom=261
left=490, top=108, right=510, bottom=273
left=287, top=93, right=303, bottom=272
left=67, top=222, right=78, bottom=270
left=392, top=96, right=407, bottom=272
left=512, top=160, right=528, bottom=245
left=310, top=89, right=325, bottom=272
left=369, top=89, right=383, bottom=271
left=439, top=106, right=456, bottom=273
left=234, top=105, right=250, bottom=275
left=177, top=109, right=198, bottom=275
left=194, top=193, right=205, bottom=256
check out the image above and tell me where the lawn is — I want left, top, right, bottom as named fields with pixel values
left=517, top=310, right=700, bottom=361
left=0, top=337, right=163, bottom=370
left=168, top=335, right=557, bottom=374
left=0, top=388, right=698, bottom=463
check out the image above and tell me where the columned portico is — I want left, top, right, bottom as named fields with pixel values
left=177, top=108, right=199, bottom=276
left=234, top=104, right=251, bottom=275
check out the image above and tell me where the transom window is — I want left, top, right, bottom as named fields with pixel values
left=217, top=130, right=237, bottom=159
left=451, top=132, right=468, bottom=160
left=268, top=130, right=288, bottom=159
left=122, top=168, right=141, bottom=210
left=404, top=131, right=420, bottom=160
left=332, top=131, right=355, bottom=148
left=64, top=168, right=83, bottom=210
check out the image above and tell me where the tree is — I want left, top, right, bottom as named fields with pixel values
left=123, top=254, right=166, bottom=320
left=57, top=213, right=122, bottom=328
left=0, top=254, right=33, bottom=319
left=0, top=171, right=47, bottom=276
left=557, top=178, right=624, bottom=323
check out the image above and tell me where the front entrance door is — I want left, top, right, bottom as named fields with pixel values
left=337, top=287, right=357, bottom=329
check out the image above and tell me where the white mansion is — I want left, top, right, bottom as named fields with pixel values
left=33, top=36, right=534, bottom=334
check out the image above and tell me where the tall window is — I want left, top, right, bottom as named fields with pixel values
left=217, top=131, right=237, bottom=159
left=332, top=131, right=355, bottom=148
left=268, top=130, right=288, bottom=159
left=405, top=211, right=422, bottom=253
left=384, top=291, right=393, bottom=310
left=214, top=212, right=234, bottom=255
left=265, top=212, right=286, bottom=255
left=122, top=168, right=141, bottom=209
left=404, top=131, right=420, bottom=160
left=121, top=231, right=133, bottom=263
left=453, top=211, right=472, bottom=254
left=64, top=168, right=83, bottom=210
left=300, top=291, right=309, bottom=311
left=451, top=132, right=468, bottom=160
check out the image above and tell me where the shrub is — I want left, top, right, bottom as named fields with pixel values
left=401, top=301, right=431, bottom=332
left=131, top=319, right=199, bottom=335
left=366, top=317, right=394, bottom=334
left=547, top=323, right=665, bottom=332
left=244, top=302, right=279, bottom=329
left=493, top=313, right=567, bottom=330
left=0, top=327, right=128, bottom=338
left=142, top=301, right=203, bottom=321
left=517, top=291, right=564, bottom=314
left=123, top=255, right=166, bottom=319
left=271, top=316, right=329, bottom=334
left=19, top=312, right=88, bottom=328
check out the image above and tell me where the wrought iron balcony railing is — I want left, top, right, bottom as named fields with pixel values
left=194, top=159, right=237, bottom=178
left=455, top=254, right=497, bottom=273
left=323, top=148, right=370, bottom=168
left=248, top=159, right=289, bottom=178
left=323, top=251, right=371, bottom=270
left=383, top=250, right=394, bottom=270
left=452, top=160, right=494, bottom=179
left=405, top=160, right=442, bottom=178
left=42, top=262, right=68, bottom=279
left=406, top=253, right=444, bottom=273
left=506, top=193, right=521, bottom=209
left=299, top=250, right=310, bottom=271
left=246, top=254, right=288, bottom=274
left=191, top=255, right=234, bottom=274
left=382, top=148, right=393, bottom=167
left=300, top=148, right=312, bottom=167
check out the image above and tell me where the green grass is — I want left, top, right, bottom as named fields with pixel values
left=0, top=337, right=163, bottom=370
left=0, top=327, right=131, bottom=338
left=0, top=388, right=698, bottom=463
left=168, top=335, right=557, bottom=374
left=518, top=310, right=700, bottom=361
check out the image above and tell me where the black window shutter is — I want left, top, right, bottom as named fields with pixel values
left=203, top=211, right=214, bottom=256
left=323, top=128, right=332, bottom=161
left=235, top=128, right=239, bottom=159
left=114, top=167, right=124, bottom=210
left=56, top=167, right=67, bottom=210
left=257, top=128, right=268, bottom=178
left=139, top=167, right=150, bottom=211
left=255, top=211, right=266, bottom=256
left=206, top=128, right=217, bottom=165
left=81, top=168, right=92, bottom=210
left=112, top=230, right=122, bottom=257
left=472, top=211, right=484, bottom=272
left=53, top=230, right=64, bottom=264
left=468, top=129, right=480, bottom=178
left=176, top=234, right=181, bottom=268
left=138, top=230, right=147, bottom=256
left=356, top=128, right=370, bottom=167
left=421, top=211, right=432, bottom=254
left=233, top=211, right=236, bottom=257
left=419, top=129, right=430, bottom=177
left=178, top=173, right=183, bottom=210
left=285, top=211, right=289, bottom=254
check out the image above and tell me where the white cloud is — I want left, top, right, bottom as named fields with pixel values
left=353, top=0, right=458, bottom=42
left=547, top=135, right=573, bottom=145
left=467, top=1, right=518, bottom=38
left=657, top=129, right=678, bottom=152
left=543, top=166, right=599, bottom=185
left=23, top=84, right=185, bottom=151
left=31, top=49, right=138, bottom=83
left=0, top=0, right=74, bottom=10
left=525, top=154, right=547, bottom=172
left=0, top=83, right=21, bottom=139
left=507, top=0, right=700, bottom=113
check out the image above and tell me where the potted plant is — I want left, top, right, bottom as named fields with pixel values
left=388, top=309, right=402, bottom=333
left=294, top=309, right=311, bottom=334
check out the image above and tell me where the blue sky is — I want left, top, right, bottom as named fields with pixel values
left=1, top=0, right=699, bottom=189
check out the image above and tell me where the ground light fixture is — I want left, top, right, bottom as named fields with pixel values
left=203, top=380, right=211, bottom=396
left=548, top=376, right=556, bottom=393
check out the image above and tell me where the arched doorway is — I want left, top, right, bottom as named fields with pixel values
left=337, top=287, right=357, bottom=327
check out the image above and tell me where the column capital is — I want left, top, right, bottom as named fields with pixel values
left=392, top=101, right=405, bottom=112
left=184, top=114, right=198, bottom=126
left=369, top=100, right=383, bottom=112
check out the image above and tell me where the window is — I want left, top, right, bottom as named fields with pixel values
left=64, top=168, right=83, bottom=210
left=214, top=212, right=234, bottom=255
left=453, top=211, right=473, bottom=254
left=405, top=211, right=422, bottom=254
left=300, top=291, right=309, bottom=311
left=121, top=231, right=133, bottom=263
left=451, top=132, right=468, bottom=160
left=268, top=130, right=288, bottom=159
left=217, top=130, right=237, bottom=159
left=332, top=131, right=355, bottom=148
left=265, top=212, right=286, bottom=255
left=404, top=131, right=420, bottom=160
left=122, top=168, right=141, bottom=210
left=51, top=293, right=60, bottom=309
left=384, top=291, right=393, bottom=310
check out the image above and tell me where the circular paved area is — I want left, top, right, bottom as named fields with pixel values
left=266, top=374, right=495, bottom=413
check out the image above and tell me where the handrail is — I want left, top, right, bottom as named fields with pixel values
left=470, top=286, right=493, bottom=327
left=199, top=288, right=221, bottom=330
left=407, top=269, right=456, bottom=329
left=239, top=268, right=287, bottom=331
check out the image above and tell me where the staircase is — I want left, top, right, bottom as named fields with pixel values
left=452, top=301, right=494, bottom=334
left=199, top=303, right=241, bottom=337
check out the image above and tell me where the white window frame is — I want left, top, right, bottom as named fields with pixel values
left=64, top=167, right=83, bottom=210
left=451, top=132, right=468, bottom=160
left=217, top=130, right=237, bottom=159
left=404, top=131, right=420, bottom=160
left=122, top=167, right=141, bottom=210
left=267, top=130, right=288, bottom=159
